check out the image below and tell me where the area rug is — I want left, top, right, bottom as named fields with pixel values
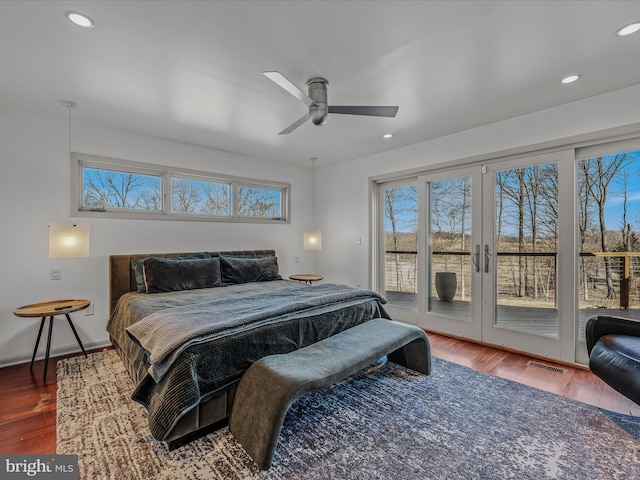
left=57, top=349, right=640, bottom=479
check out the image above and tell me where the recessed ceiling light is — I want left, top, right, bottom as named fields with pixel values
left=383, top=133, right=393, bottom=139
left=616, top=21, right=640, bottom=37
left=66, top=11, right=95, bottom=28
left=561, top=74, right=580, bottom=84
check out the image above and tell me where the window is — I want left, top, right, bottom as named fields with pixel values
left=238, top=185, right=283, bottom=219
left=171, top=176, right=231, bottom=216
left=576, top=147, right=640, bottom=340
left=82, top=166, right=162, bottom=212
left=72, top=154, right=290, bottom=223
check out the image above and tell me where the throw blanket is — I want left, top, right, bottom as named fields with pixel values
left=127, top=283, right=387, bottom=382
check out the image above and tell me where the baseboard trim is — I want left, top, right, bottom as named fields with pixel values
left=425, top=329, right=589, bottom=371
left=0, top=340, right=112, bottom=368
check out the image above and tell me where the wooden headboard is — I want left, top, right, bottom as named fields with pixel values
left=108, top=250, right=276, bottom=315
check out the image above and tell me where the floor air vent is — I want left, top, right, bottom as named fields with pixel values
left=526, top=360, right=567, bottom=375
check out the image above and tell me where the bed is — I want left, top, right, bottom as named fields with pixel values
left=106, top=250, right=390, bottom=447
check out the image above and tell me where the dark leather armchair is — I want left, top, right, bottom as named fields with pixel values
left=586, top=315, right=640, bottom=405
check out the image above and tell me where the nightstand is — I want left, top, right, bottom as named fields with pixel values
left=288, top=274, right=323, bottom=285
left=14, top=299, right=90, bottom=381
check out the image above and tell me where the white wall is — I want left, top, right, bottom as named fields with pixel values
left=4, top=84, right=640, bottom=367
left=314, top=84, right=640, bottom=289
left=0, top=107, right=313, bottom=366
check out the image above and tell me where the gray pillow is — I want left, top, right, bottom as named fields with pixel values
left=220, top=256, right=282, bottom=285
left=143, top=256, right=222, bottom=294
left=132, top=252, right=210, bottom=293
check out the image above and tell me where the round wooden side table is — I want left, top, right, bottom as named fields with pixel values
left=288, top=274, right=323, bottom=285
left=14, top=299, right=90, bottom=381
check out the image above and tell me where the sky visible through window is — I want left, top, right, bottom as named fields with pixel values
left=82, top=166, right=283, bottom=218
left=384, top=149, right=640, bottom=239
left=579, top=150, right=640, bottom=241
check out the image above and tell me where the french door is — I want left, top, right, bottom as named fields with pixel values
left=416, top=150, right=576, bottom=361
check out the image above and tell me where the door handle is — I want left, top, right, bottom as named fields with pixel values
left=484, top=244, right=490, bottom=273
left=472, top=244, right=480, bottom=272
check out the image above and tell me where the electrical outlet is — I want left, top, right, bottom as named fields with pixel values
left=50, top=268, right=61, bottom=280
left=84, top=303, right=94, bottom=316
left=295, top=256, right=300, bottom=263
left=356, top=236, right=362, bottom=246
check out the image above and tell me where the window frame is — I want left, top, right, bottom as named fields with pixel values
left=71, top=153, right=290, bottom=224
left=169, top=172, right=233, bottom=219
left=236, top=181, right=287, bottom=220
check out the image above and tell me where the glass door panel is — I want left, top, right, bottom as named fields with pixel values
left=382, top=183, right=418, bottom=311
left=493, top=163, right=559, bottom=338
left=418, top=167, right=483, bottom=340
left=575, top=148, right=640, bottom=363
left=482, top=151, right=574, bottom=360
left=380, top=150, right=576, bottom=361
left=429, top=175, right=473, bottom=321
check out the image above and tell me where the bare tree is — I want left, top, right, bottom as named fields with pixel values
left=619, top=171, right=632, bottom=252
left=172, top=179, right=202, bottom=213
left=238, top=187, right=279, bottom=217
left=522, top=167, right=540, bottom=298
left=459, top=176, right=470, bottom=299
left=139, top=184, right=162, bottom=211
left=583, top=154, right=631, bottom=299
left=384, top=186, right=418, bottom=293
left=83, top=169, right=153, bottom=209
left=431, top=178, right=467, bottom=272
left=385, top=188, right=401, bottom=291
left=202, top=184, right=231, bottom=216
left=514, top=168, right=526, bottom=297
left=495, top=170, right=512, bottom=252
left=577, top=162, right=594, bottom=301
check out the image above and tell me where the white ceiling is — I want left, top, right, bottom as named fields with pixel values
left=1, top=1, right=640, bottom=167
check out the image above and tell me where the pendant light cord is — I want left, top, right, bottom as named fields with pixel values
left=64, top=101, right=77, bottom=154
left=310, top=157, right=316, bottom=227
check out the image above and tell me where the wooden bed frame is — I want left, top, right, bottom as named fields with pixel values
left=108, top=249, right=276, bottom=448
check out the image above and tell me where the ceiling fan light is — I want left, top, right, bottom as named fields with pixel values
left=616, top=22, right=640, bottom=36
left=561, top=74, right=580, bottom=84
left=66, top=11, right=95, bottom=28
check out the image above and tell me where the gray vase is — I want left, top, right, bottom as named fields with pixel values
left=435, top=272, right=456, bottom=302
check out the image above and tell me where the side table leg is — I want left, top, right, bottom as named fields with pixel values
left=43, top=316, right=54, bottom=382
left=30, top=317, right=46, bottom=371
left=65, top=313, right=87, bottom=357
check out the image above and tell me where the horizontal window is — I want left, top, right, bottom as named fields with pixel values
left=171, top=176, right=231, bottom=216
left=238, top=185, right=283, bottom=219
left=82, top=166, right=162, bottom=212
left=71, top=154, right=290, bottom=223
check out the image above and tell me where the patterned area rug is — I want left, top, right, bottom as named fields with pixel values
left=57, top=350, right=640, bottom=479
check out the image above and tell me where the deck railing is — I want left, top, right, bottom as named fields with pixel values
left=385, top=250, right=640, bottom=310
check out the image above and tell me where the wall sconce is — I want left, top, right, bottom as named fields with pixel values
left=49, top=222, right=90, bottom=258
left=303, top=229, right=323, bottom=251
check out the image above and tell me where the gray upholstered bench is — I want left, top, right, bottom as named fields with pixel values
left=229, top=318, right=431, bottom=469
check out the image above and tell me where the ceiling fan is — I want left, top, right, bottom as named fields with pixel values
left=263, top=71, right=399, bottom=135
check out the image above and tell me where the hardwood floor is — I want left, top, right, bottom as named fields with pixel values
left=1, top=335, right=638, bottom=455
left=428, top=332, right=640, bottom=416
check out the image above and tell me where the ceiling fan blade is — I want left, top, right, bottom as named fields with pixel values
left=263, top=71, right=316, bottom=107
left=328, top=105, right=399, bottom=117
left=279, top=113, right=309, bottom=135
